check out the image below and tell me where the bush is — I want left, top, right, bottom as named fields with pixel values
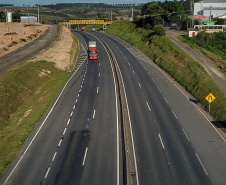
left=4, top=32, right=17, bottom=36
left=20, top=38, right=26, bottom=42
left=7, top=41, right=18, bottom=47
left=153, top=25, right=165, bottom=36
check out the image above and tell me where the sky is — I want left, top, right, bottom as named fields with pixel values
left=1, top=0, right=167, bottom=7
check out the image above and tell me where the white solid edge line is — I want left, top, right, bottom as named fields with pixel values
left=158, top=68, right=226, bottom=143
left=3, top=46, right=87, bottom=185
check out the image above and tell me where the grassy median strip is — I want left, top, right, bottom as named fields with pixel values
left=106, top=20, right=226, bottom=121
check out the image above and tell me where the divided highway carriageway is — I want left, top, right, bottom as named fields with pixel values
left=1, top=30, right=226, bottom=185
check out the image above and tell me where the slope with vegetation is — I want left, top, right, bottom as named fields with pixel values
left=179, top=31, right=226, bottom=73
left=0, top=28, right=79, bottom=177
left=106, top=20, right=226, bottom=122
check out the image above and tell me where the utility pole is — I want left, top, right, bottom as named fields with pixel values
left=209, top=6, right=212, bottom=25
left=190, top=0, right=194, bottom=28
left=38, top=4, right=40, bottom=23
left=5, top=9, right=9, bottom=33
left=27, top=5, right=30, bottom=22
left=131, top=7, right=134, bottom=21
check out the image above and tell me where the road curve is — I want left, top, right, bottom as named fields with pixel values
left=0, top=24, right=60, bottom=73
left=166, top=29, right=226, bottom=95
left=1, top=29, right=226, bottom=185
left=93, top=31, right=226, bottom=185
left=0, top=30, right=120, bottom=185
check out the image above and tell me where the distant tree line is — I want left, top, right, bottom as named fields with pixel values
left=42, top=3, right=143, bottom=10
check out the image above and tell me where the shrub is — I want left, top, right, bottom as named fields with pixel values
left=20, top=38, right=26, bottom=42
left=4, top=32, right=17, bottom=36
left=7, top=41, right=18, bottom=47
left=153, top=25, right=165, bottom=36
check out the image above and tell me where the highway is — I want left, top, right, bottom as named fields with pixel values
left=1, top=29, right=226, bottom=185
left=1, top=31, right=120, bottom=185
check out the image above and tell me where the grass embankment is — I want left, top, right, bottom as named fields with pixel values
left=106, top=20, right=226, bottom=122
left=178, top=33, right=226, bottom=74
left=0, top=33, right=79, bottom=177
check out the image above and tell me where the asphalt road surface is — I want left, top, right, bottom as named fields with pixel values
left=0, top=24, right=60, bottom=73
left=93, top=31, right=226, bottom=184
left=1, top=29, right=226, bottom=185
left=166, top=29, right=226, bottom=95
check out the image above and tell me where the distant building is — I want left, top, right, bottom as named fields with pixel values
left=194, top=0, right=226, bottom=18
left=21, top=16, right=37, bottom=23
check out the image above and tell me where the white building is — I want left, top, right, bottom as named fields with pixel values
left=21, top=16, right=37, bottom=23
left=194, top=0, right=226, bottom=18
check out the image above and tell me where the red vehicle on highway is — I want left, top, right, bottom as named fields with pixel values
left=88, top=41, right=98, bottom=60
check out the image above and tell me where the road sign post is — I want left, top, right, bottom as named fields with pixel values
left=205, top=93, right=216, bottom=112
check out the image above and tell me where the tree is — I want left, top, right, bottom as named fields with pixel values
left=13, top=10, right=23, bottom=22
left=141, top=2, right=164, bottom=28
left=145, top=2, right=164, bottom=15
left=0, top=11, right=6, bottom=22
left=162, top=0, right=186, bottom=25
left=213, top=17, right=224, bottom=25
left=154, top=25, right=166, bottom=36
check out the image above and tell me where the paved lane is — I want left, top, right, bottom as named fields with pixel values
left=0, top=25, right=60, bottom=73
left=0, top=30, right=120, bottom=185
left=95, top=32, right=226, bottom=185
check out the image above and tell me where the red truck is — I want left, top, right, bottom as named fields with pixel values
left=88, top=41, right=98, bottom=60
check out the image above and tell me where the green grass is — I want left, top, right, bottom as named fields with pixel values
left=178, top=34, right=226, bottom=73
left=0, top=61, right=72, bottom=176
left=0, top=32, right=79, bottom=177
left=106, top=20, right=226, bottom=121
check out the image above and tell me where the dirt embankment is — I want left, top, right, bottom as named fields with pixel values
left=0, top=22, right=75, bottom=71
left=0, top=22, right=48, bottom=57
left=30, top=26, right=74, bottom=70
